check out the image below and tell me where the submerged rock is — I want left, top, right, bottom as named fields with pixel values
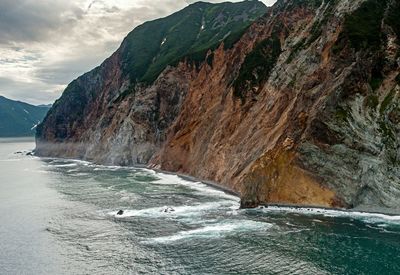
left=162, top=207, right=175, bottom=213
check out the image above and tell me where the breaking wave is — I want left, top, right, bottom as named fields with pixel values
left=145, top=220, right=272, bottom=243
left=255, top=206, right=400, bottom=225
left=108, top=200, right=239, bottom=219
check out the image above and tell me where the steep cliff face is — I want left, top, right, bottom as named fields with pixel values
left=36, top=0, right=267, bottom=163
left=37, top=0, right=400, bottom=211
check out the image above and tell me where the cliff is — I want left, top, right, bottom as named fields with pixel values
left=37, top=0, right=400, bottom=211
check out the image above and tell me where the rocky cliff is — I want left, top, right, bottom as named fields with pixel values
left=37, top=0, right=400, bottom=211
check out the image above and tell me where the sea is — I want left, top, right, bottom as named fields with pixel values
left=0, top=138, right=399, bottom=274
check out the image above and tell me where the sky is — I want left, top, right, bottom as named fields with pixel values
left=0, top=0, right=276, bottom=105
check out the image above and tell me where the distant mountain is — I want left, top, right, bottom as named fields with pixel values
left=0, top=96, right=50, bottom=137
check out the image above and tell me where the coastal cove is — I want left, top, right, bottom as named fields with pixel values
left=1, top=138, right=400, bottom=274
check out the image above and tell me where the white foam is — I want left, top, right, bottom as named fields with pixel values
left=96, top=165, right=123, bottom=170
left=139, top=168, right=157, bottom=175
left=109, top=200, right=239, bottom=219
left=47, top=158, right=92, bottom=166
left=68, top=159, right=92, bottom=165
left=93, top=166, right=122, bottom=171
left=52, top=163, right=78, bottom=167
left=43, top=159, right=237, bottom=201
left=145, top=171, right=239, bottom=201
left=145, top=220, right=272, bottom=244
left=256, top=206, right=400, bottom=225
left=47, top=158, right=125, bottom=171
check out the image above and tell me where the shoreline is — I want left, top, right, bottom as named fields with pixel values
left=35, top=154, right=241, bottom=198
left=32, top=153, right=400, bottom=216
left=149, top=167, right=241, bottom=198
left=257, top=203, right=400, bottom=217
left=146, top=167, right=400, bottom=216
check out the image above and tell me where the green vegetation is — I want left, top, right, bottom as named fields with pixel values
left=369, top=76, right=383, bottom=91
left=113, top=85, right=135, bottom=104
left=369, top=55, right=385, bottom=91
left=233, top=33, right=282, bottom=99
left=365, top=94, right=379, bottom=110
left=55, top=79, right=90, bottom=120
left=286, top=0, right=324, bottom=9
left=223, top=24, right=253, bottom=50
left=379, top=121, right=395, bottom=141
left=307, top=22, right=323, bottom=47
left=395, top=74, right=400, bottom=85
left=385, top=1, right=400, bottom=41
left=380, top=89, right=396, bottom=114
left=0, top=96, right=50, bottom=137
left=186, top=47, right=217, bottom=68
left=121, top=1, right=267, bottom=84
left=306, top=0, right=337, bottom=46
left=335, top=0, right=386, bottom=51
left=206, top=52, right=215, bottom=67
left=286, top=38, right=306, bottom=64
left=335, top=106, right=351, bottom=122
left=286, top=0, right=337, bottom=63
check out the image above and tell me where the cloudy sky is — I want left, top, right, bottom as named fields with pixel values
left=0, top=0, right=276, bottom=105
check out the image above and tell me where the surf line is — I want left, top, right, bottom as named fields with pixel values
left=140, top=164, right=240, bottom=198
left=256, top=203, right=400, bottom=218
left=37, top=154, right=240, bottom=199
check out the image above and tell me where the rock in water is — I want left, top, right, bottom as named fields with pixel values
left=117, top=210, right=124, bottom=216
left=162, top=207, right=175, bottom=213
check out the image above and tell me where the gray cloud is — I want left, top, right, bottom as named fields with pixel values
left=0, top=0, right=276, bottom=105
left=0, top=0, right=84, bottom=44
left=0, top=77, right=62, bottom=105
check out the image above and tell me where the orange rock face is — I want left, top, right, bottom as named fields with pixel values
left=37, top=0, right=400, bottom=210
left=151, top=0, right=400, bottom=209
left=150, top=4, right=343, bottom=207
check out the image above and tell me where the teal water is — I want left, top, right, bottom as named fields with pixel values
left=0, top=138, right=399, bottom=274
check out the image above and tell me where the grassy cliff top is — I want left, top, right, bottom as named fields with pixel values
left=120, top=0, right=267, bottom=84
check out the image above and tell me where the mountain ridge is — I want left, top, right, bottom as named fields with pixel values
left=0, top=95, right=50, bottom=137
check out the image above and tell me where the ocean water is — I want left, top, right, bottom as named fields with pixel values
left=0, top=138, right=399, bottom=274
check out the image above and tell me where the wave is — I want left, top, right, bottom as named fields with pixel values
left=144, top=220, right=272, bottom=244
left=93, top=167, right=122, bottom=171
left=52, top=163, right=79, bottom=168
left=145, top=171, right=239, bottom=201
left=255, top=206, right=400, bottom=225
left=46, top=158, right=91, bottom=166
left=108, top=200, right=239, bottom=219
left=42, top=157, right=237, bottom=201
